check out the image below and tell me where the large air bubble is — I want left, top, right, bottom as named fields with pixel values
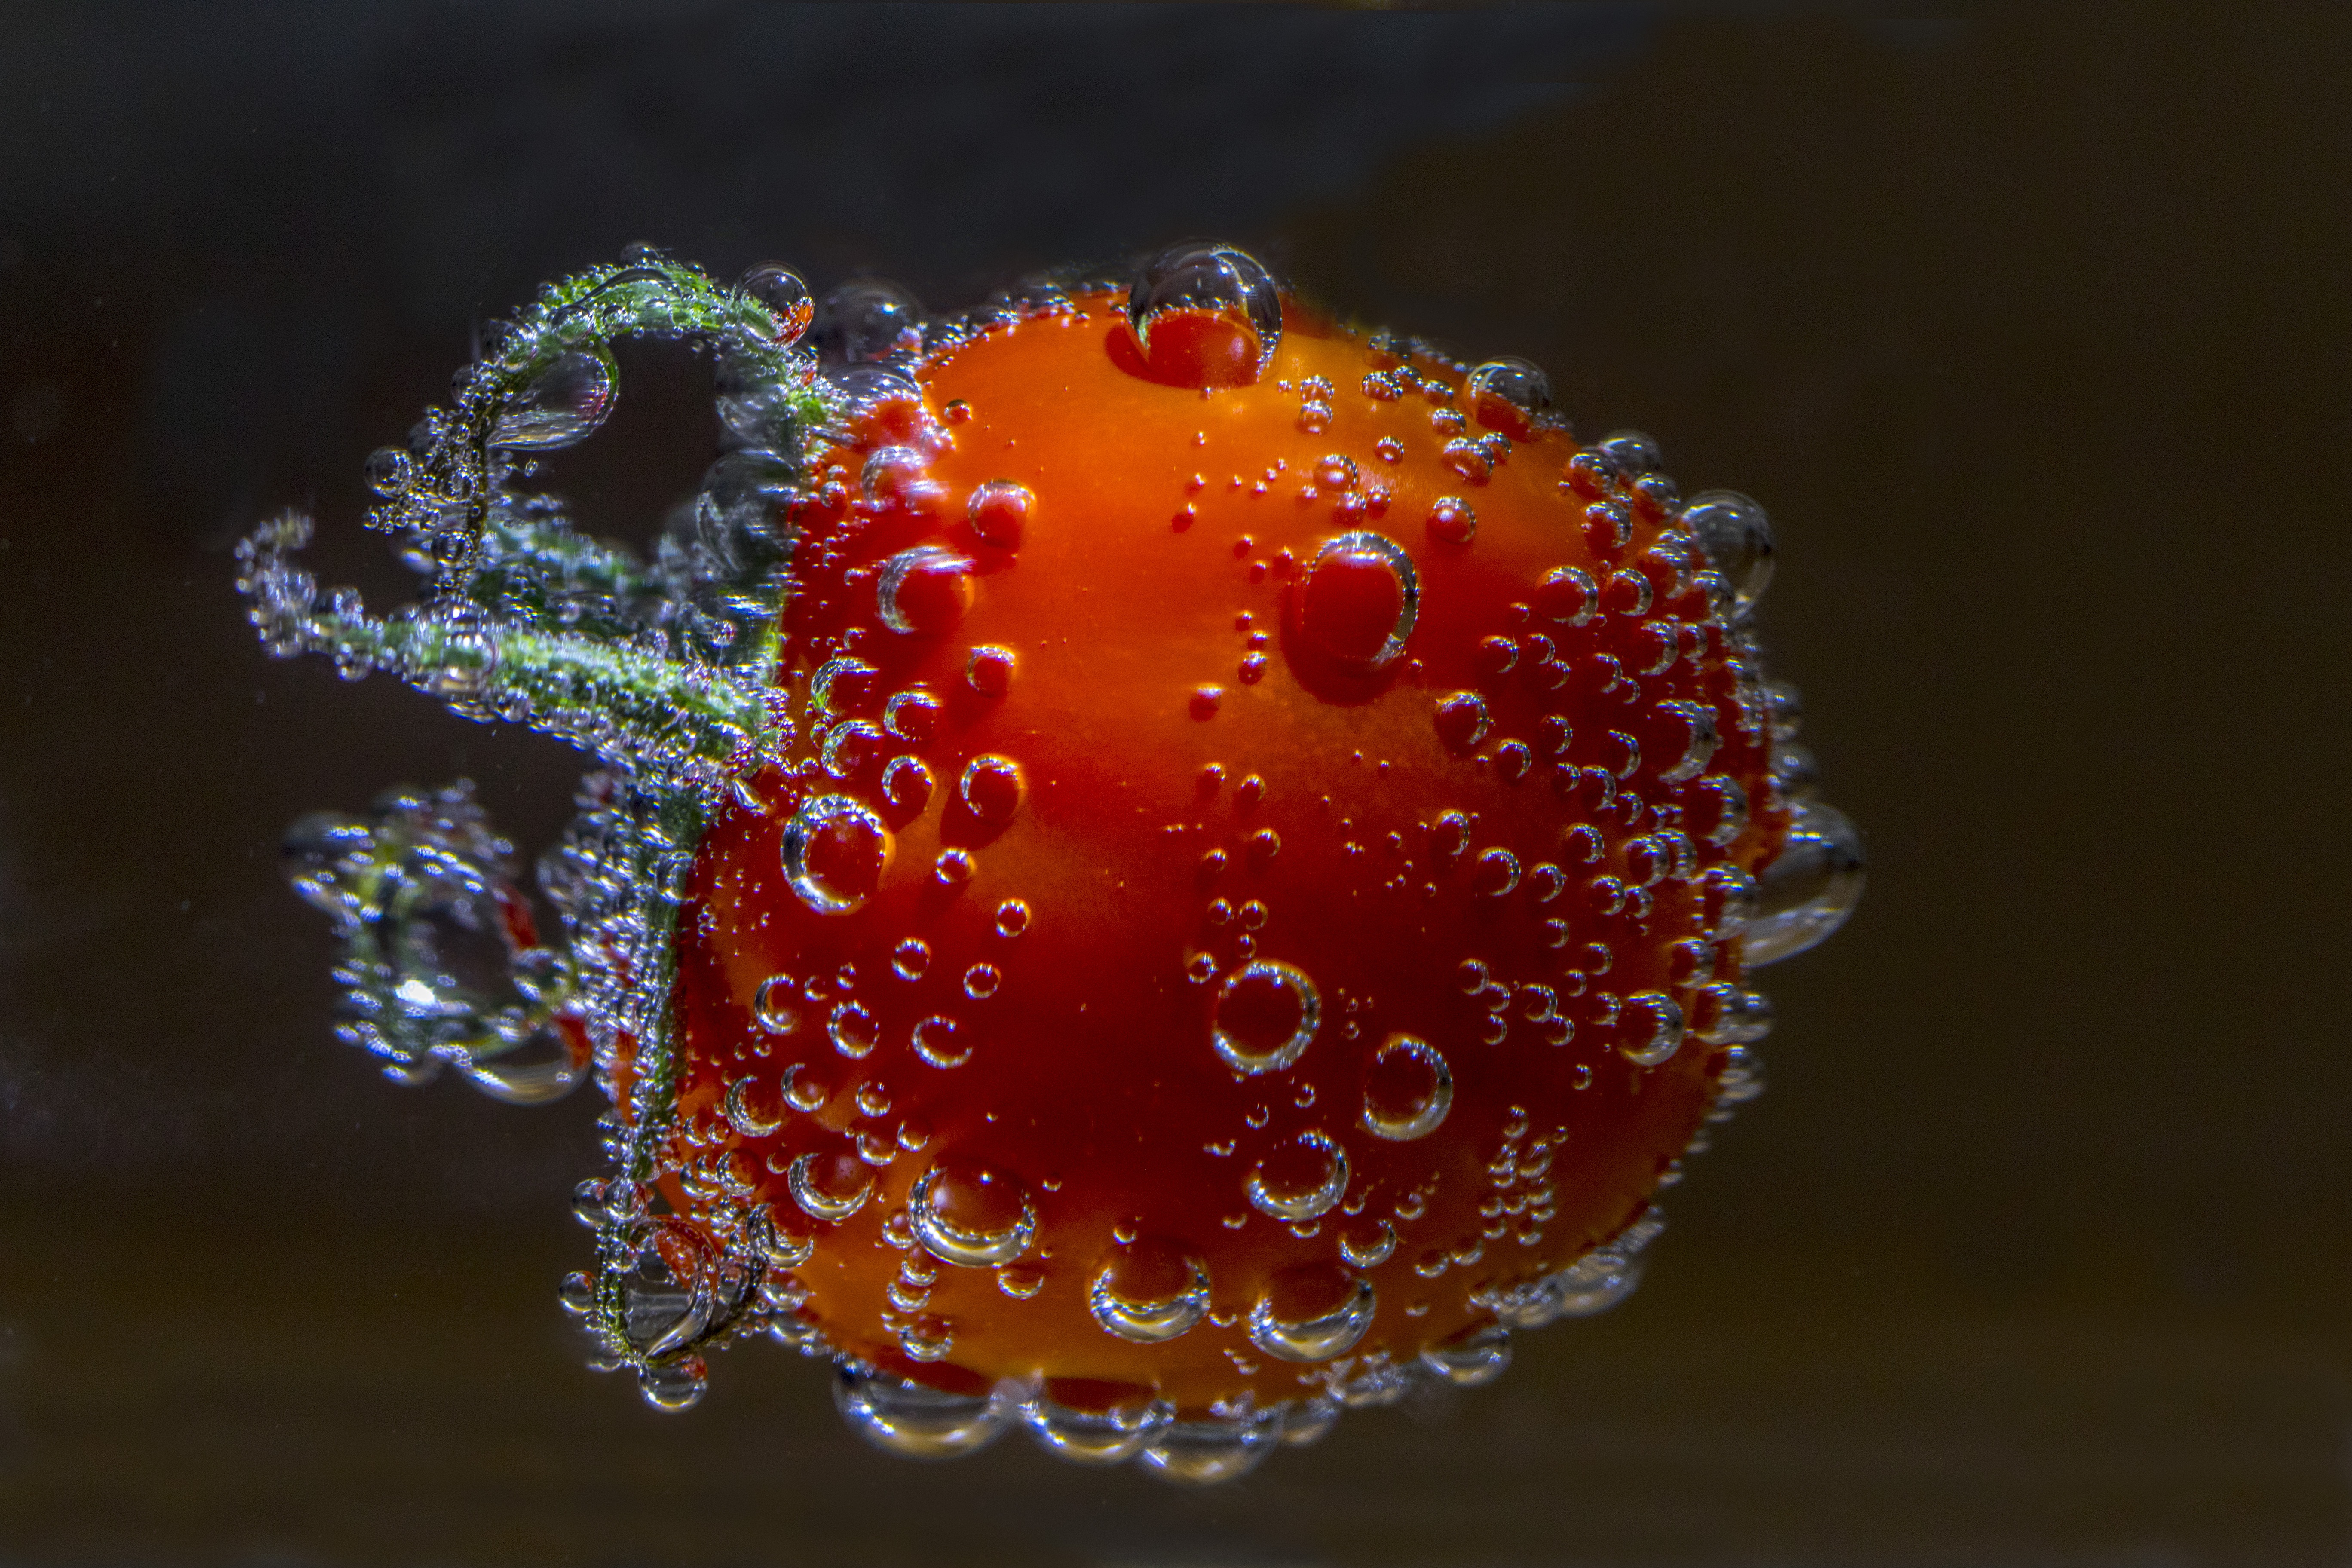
left=1743, top=802, right=1865, bottom=965
left=1125, top=241, right=1283, bottom=388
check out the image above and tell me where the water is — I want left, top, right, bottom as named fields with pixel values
left=238, top=243, right=1865, bottom=1487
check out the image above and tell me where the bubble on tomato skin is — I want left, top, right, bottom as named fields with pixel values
left=1338, top=1216, right=1400, bottom=1268
left=1246, top=1130, right=1350, bottom=1222
left=1024, top=1380, right=1175, bottom=1465
left=834, top=1364, right=1013, bottom=1459
left=1137, top=1408, right=1280, bottom=1485
left=808, top=656, right=880, bottom=718
left=1432, top=691, right=1491, bottom=753
left=909, top=1163, right=1038, bottom=1268
left=882, top=687, right=943, bottom=744
left=1681, top=489, right=1776, bottom=611
left=1694, top=984, right=1773, bottom=1047
left=780, top=795, right=893, bottom=916
left=1745, top=801, right=1866, bottom=965
left=1295, top=531, right=1419, bottom=670
left=912, top=1015, right=971, bottom=1069
left=723, top=1078, right=786, bottom=1138
left=1426, top=496, right=1476, bottom=548
left=965, top=479, right=1033, bottom=551
left=1771, top=740, right=1822, bottom=805
left=1089, top=1235, right=1213, bottom=1344
left=821, top=720, right=885, bottom=780
left=877, top=546, right=975, bottom=636
left=828, top=1000, right=880, bottom=1059
left=1248, top=1262, right=1377, bottom=1363
left=880, top=755, right=936, bottom=812
left=1297, top=400, right=1334, bottom=434
left=1618, top=992, right=1686, bottom=1067
left=1465, top=357, right=1553, bottom=439
left=490, top=346, right=616, bottom=450
left=996, top=1262, right=1045, bottom=1299
left=781, top=1064, right=830, bottom=1114
left=965, top=644, right=1017, bottom=697
left=1468, top=847, right=1522, bottom=898
left=934, top=848, right=975, bottom=889
left=788, top=1148, right=873, bottom=1222
left=1210, top=960, right=1322, bottom=1075
left=957, top=754, right=1025, bottom=825
left=892, top=938, right=931, bottom=982
left=1313, top=453, right=1360, bottom=492
left=751, top=974, right=802, bottom=1034
left=1431, top=809, right=1471, bottom=860
left=1534, top=567, right=1598, bottom=627
left=1126, top=241, right=1283, bottom=387
left=993, top=900, right=1030, bottom=938
left=1421, top=1320, right=1513, bottom=1388
left=962, top=963, right=1001, bottom=1001
left=1362, top=1037, right=1453, bottom=1142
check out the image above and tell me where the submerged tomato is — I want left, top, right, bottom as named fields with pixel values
left=648, top=269, right=1790, bottom=1427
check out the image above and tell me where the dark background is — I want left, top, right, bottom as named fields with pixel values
left=2, top=4, right=2347, bottom=1564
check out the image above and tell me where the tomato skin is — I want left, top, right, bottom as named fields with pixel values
left=656, top=288, right=1784, bottom=1412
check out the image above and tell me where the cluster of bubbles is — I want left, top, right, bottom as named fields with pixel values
left=246, top=239, right=1862, bottom=1482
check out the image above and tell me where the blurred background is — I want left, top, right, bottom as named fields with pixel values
left=2, top=4, right=2347, bottom=1564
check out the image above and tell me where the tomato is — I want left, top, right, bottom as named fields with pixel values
left=652, top=256, right=1795, bottom=1454
left=247, top=244, right=1860, bottom=1482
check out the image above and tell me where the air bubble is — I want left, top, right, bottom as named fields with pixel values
left=892, top=938, right=930, bottom=981
left=965, top=645, right=1016, bottom=697
left=1362, top=1036, right=1452, bottom=1140
left=913, top=1015, right=971, bottom=1068
left=1089, top=1236, right=1212, bottom=1343
left=1534, top=567, right=1598, bottom=627
left=1422, top=1322, right=1512, bottom=1387
left=994, top=900, right=1031, bottom=938
left=1126, top=241, right=1283, bottom=387
left=1745, top=802, right=1865, bottom=965
left=834, top=1366, right=1012, bottom=1459
left=814, top=279, right=924, bottom=364
left=1248, top=1262, right=1376, bottom=1363
left=1246, top=1130, right=1349, bottom=1221
left=780, top=795, right=892, bottom=916
left=827, top=1001, right=879, bottom=1058
left=1619, top=992, right=1686, bottom=1067
left=1137, top=1411, right=1278, bottom=1485
left=1338, top=1217, right=1399, bottom=1268
left=738, top=263, right=814, bottom=343
left=963, top=963, right=1001, bottom=1001
left=1683, top=490, right=1776, bottom=609
left=754, top=975, right=801, bottom=1034
left=880, top=755, right=936, bottom=811
left=1295, top=531, right=1418, bottom=670
left=788, top=1150, right=873, bottom=1222
left=1210, top=961, right=1321, bottom=1075
left=966, top=480, right=1033, bottom=551
left=877, top=546, right=974, bottom=636
left=910, top=1163, right=1037, bottom=1267
left=490, top=347, right=616, bottom=450
left=883, top=688, right=943, bottom=743
left=1465, top=357, right=1553, bottom=438
left=1433, top=692, right=1491, bottom=752
left=723, top=1078, right=785, bottom=1138
left=808, top=656, right=879, bottom=717
left=362, top=446, right=411, bottom=497
left=958, top=754, right=1025, bottom=825
left=1426, top=496, right=1476, bottom=547
left=1024, top=1381, right=1174, bottom=1466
